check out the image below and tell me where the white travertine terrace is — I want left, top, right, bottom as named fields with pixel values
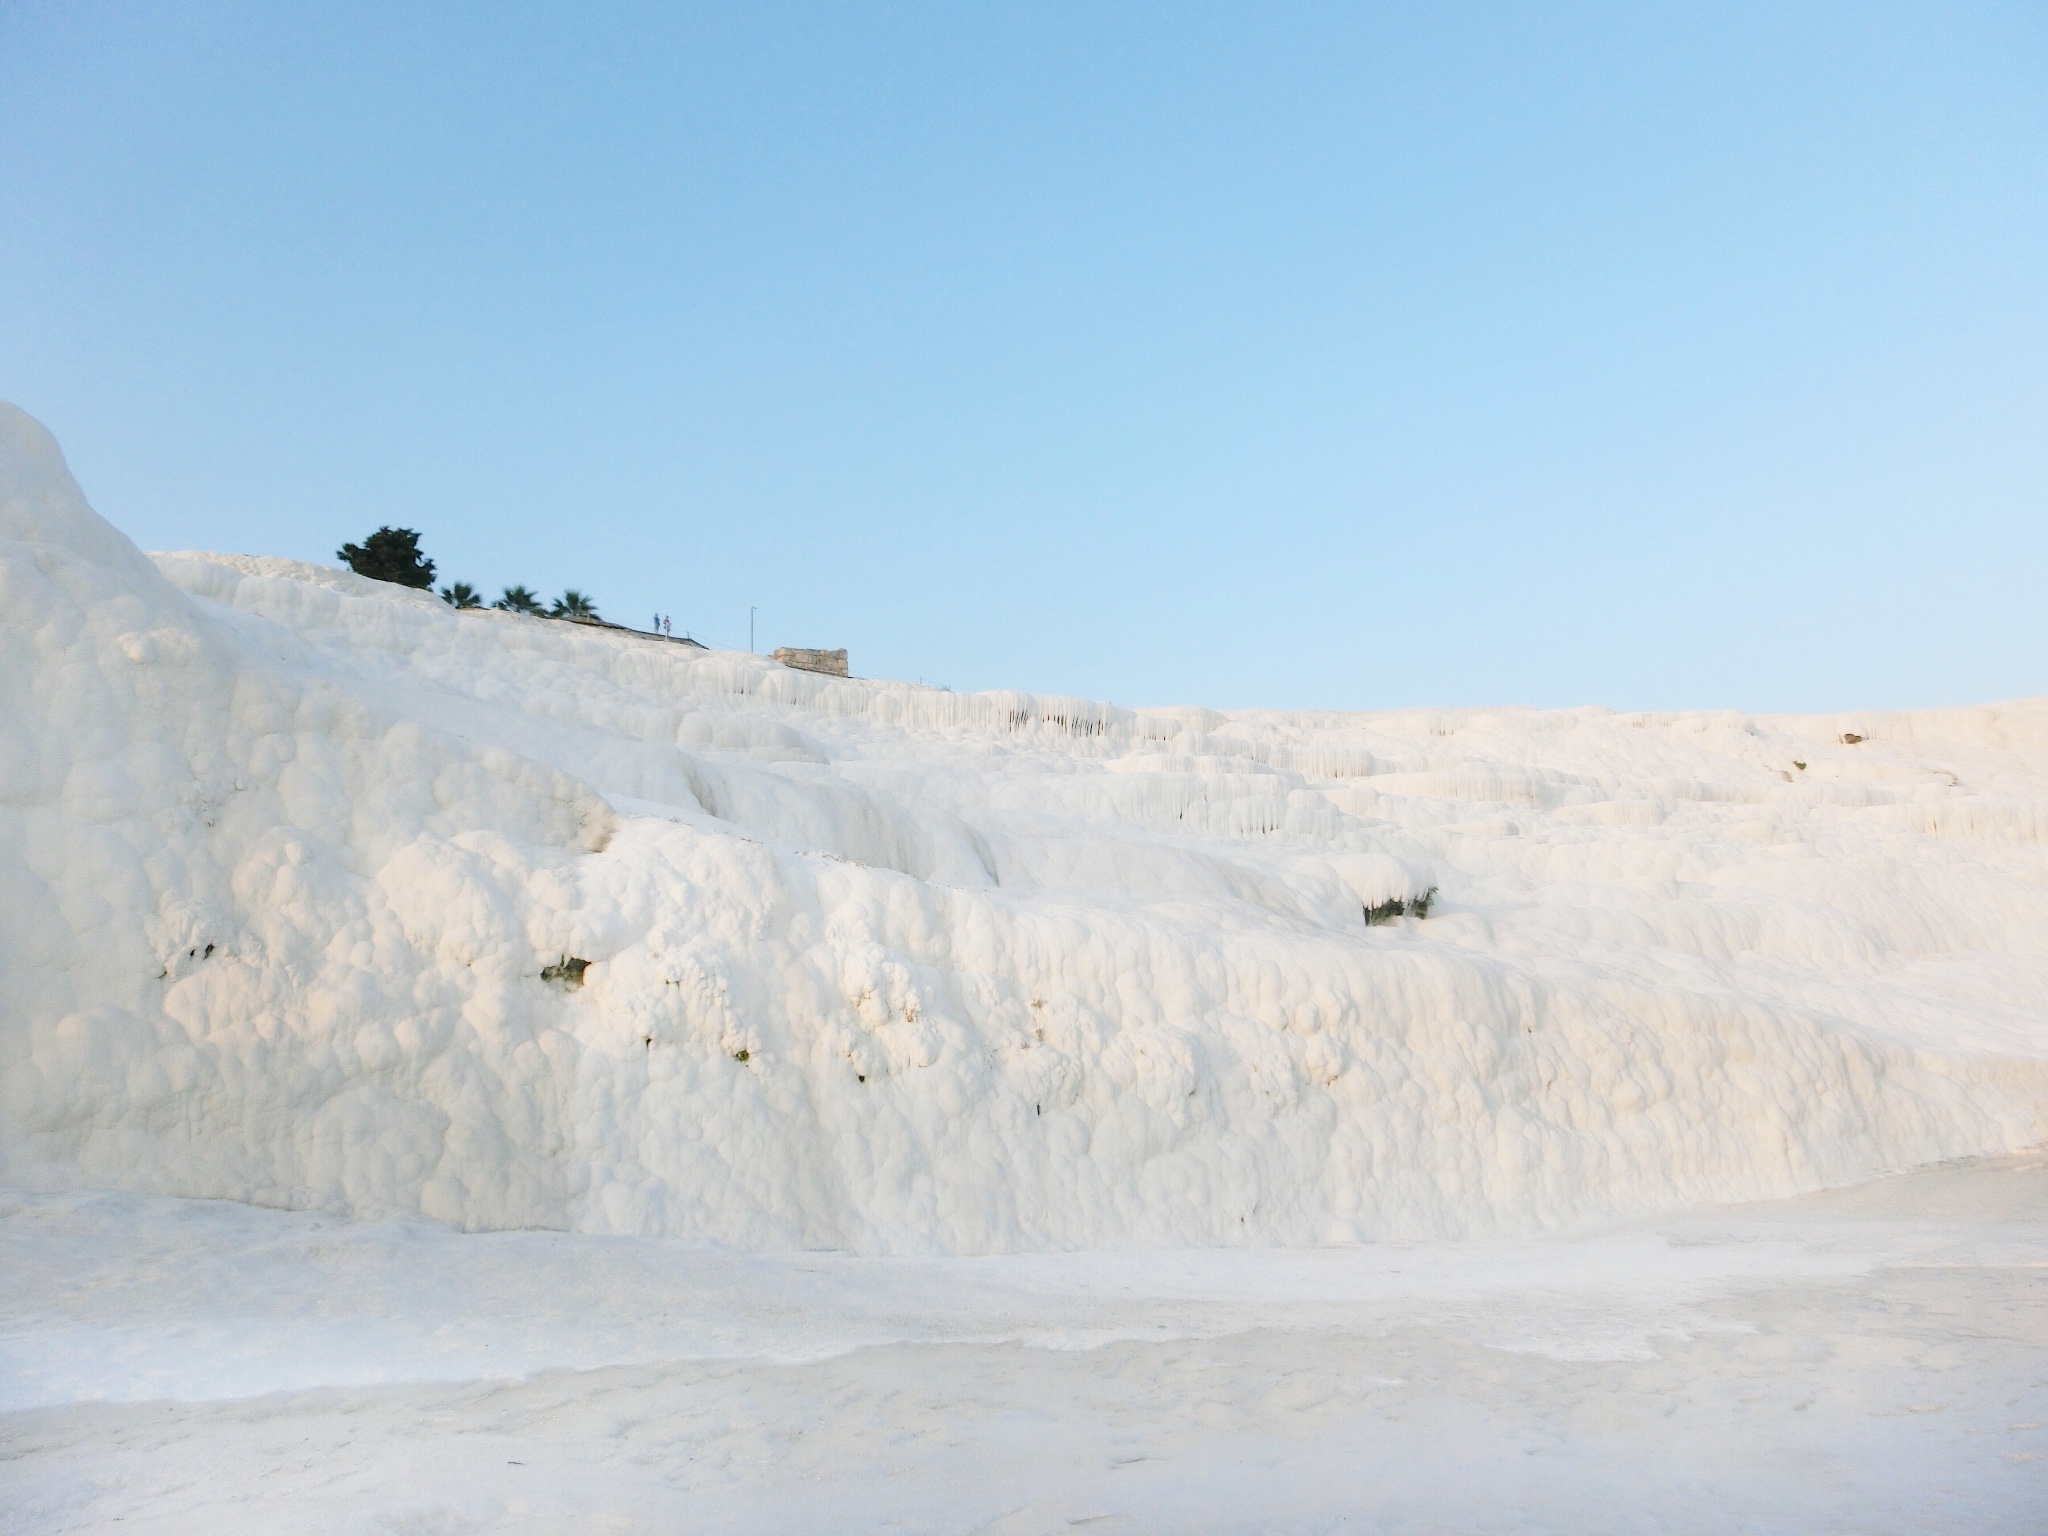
left=3, top=400, right=2044, bottom=1253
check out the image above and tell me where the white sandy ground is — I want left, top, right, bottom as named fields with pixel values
left=3, top=1154, right=2046, bottom=1534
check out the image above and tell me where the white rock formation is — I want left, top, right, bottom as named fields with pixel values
left=3, top=400, right=2044, bottom=1252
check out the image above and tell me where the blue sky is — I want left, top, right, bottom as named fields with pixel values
left=3, top=3, right=2043, bottom=711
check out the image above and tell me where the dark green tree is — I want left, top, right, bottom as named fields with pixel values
left=337, top=527, right=435, bottom=588
left=439, top=581, right=483, bottom=609
left=551, top=589, right=599, bottom=620
left=494, top=585, right=545, bottom=614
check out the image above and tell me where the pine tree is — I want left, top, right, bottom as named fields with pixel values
left=337, top=527, right=435, bottom=588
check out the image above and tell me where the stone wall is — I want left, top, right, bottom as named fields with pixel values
left=774, top=646, right=848, bottom=677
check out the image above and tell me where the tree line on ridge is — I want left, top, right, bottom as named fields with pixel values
left=337, top=526, right=600, bottom=621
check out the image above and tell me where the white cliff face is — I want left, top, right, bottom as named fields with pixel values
left=2, top=398, right=2044, bottom=1253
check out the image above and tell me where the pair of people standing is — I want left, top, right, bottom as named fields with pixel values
left=651, top=613, right=673, bottom=637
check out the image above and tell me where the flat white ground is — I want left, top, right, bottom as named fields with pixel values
left=5, top=1155, right=2044, bottom=1535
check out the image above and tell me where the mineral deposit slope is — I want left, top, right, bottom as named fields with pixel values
left=2, top=400, right=2044, bottom=1253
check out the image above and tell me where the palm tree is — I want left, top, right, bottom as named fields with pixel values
left=439, top=581, right=483, bottom=609
left=494, top=585, right=545, bottom=614
left=551, top=589, right=599, bottom=620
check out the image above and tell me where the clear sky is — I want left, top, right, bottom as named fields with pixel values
left=3, top=3, right=2043, bottom=712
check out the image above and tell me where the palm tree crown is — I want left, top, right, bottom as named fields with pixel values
left=494, top=585, right=545, bottom=614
